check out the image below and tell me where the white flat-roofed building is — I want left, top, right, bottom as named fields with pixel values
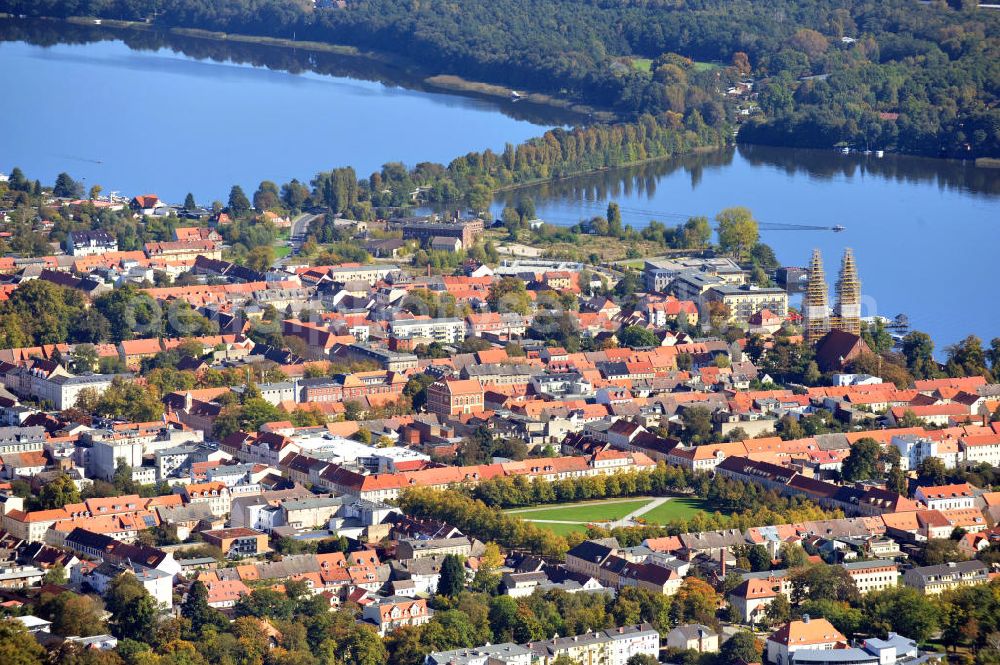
left=389, top=317, right=466, bottom=344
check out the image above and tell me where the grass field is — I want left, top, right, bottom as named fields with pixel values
left=692, top=61, right=722, bottom=72
left=636, top=497, right=709, bottom=524
left=533, top=522, right=593, bottom=536
left=631, top=58, right=653, bottom=72
left=273, top=245, right=292, bottom=259
left=509, top=499, right=650, bottom=522
left=507, top=496, right=714, bottom=536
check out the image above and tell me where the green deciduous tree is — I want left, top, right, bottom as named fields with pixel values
left=862, top=587, right=939, bottom=642
left=618, top=326, right=659, bottom=349
left=946, top=335, right=993, bottom=380
left=901, top=332, right=938, bottom=380
left=790, top=564, right=859, bottom=604
left=38, top=473, right=81, bottom=510
left=917, top=457, right=949, bottom=486
left=719, top=631, right=763, bottom=665
left=40, top=591, right=105, bottom=637
left=841, top=438, right=881, bottom=482
left=716, top=207, right=759, bottom=262
left=106, top=573, right=159, bottom=644
left=0, top=618, right=45, bottom=665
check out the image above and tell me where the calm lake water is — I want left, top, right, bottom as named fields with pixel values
left=496, top=146, right=1000, bottom=350
left=2, top=21, right=998, bottom=350
left=0, top=20, right=578, bottom=203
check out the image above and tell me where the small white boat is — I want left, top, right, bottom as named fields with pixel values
left=841, top=147, right=851, bottom=154
left=875, top=150, right=884, bottom=158
left=510, top=91, right=523, bottom=100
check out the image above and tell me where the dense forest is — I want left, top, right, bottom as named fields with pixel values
left=4, top=0, right=999, bottom=157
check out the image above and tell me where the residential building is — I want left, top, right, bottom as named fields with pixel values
left=767, top=617, right=847, bottom=665
left=63, top=528, right=182, bottom=579
left=362, top=596, right=433, bottom=636
left=338, top=344, right=419, bottom=372
left=566, top=539, right=620, bottom=580
left=201, top=528, right=269, bottom=558
left=666, top=625, right=719, bottom=653
left=425, top=644, right=532, bottom=665
left=84, top=562, right=174, bottom=609
left=841, top=560, right=898, bottom=595
left=915, top=483, right=976, bottom=510
left=426, top=379, right=485, bottom=417
left=65, top=230, right=118, bottom=256
left=902, top=560, right=990, bottom=595
left=400, top=217, right=483, bottom=247
left=781, top=633, right=923, bottom=665
left=892, top=435, right=959, bottom=471
left=389, top=318, right=466, bottom=344
left=180, top=482, right=232, bottom=517
left=397, top=537, right=473, bottom=560
left=204, top=579, right=252, bottom=609
left=729, top=574, right=793, bottom=624
left=527, top=624, right=660, bottom=665
left=29, top=372, right=120, bottom=410
left=705, top=284, right=789, bottom=322
left=961, top=433, right=1000, bottom=467
left=131, top=195, right=169, bottom=216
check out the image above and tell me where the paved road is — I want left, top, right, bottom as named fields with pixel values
left=290, top=212, right=322, bottom=244
left=621, top=497, right=669, bottom=521
left=272, top=212, right=323, bottom=269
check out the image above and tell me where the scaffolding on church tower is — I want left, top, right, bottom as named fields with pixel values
left=804, top=249, right=830, bottom=342
left=834, top=248, right=861, bottom=336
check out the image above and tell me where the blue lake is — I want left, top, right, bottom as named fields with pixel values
left=0, top=28, right=570, bottom=203
left=496, top=146, right=1000, bottom=350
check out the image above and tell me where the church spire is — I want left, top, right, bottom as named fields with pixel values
left=804, top=249, right=830, bottom=342
left=834, top=248, right=861, bottom=336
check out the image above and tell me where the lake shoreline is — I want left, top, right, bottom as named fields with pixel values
left=26, top=14, right=609, bottom=122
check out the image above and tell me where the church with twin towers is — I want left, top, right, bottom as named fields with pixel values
left=804, top=248, right=862, bottom=343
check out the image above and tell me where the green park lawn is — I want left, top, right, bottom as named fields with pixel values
left=692, top=60, right=722, bottom=72
left=531, top=521, right=591, bottom=536
left=508, top=496, right=717, bottom=536
left=508, top=499, right=651, bottom=523
left=637, top=497, right=710, bottom=524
